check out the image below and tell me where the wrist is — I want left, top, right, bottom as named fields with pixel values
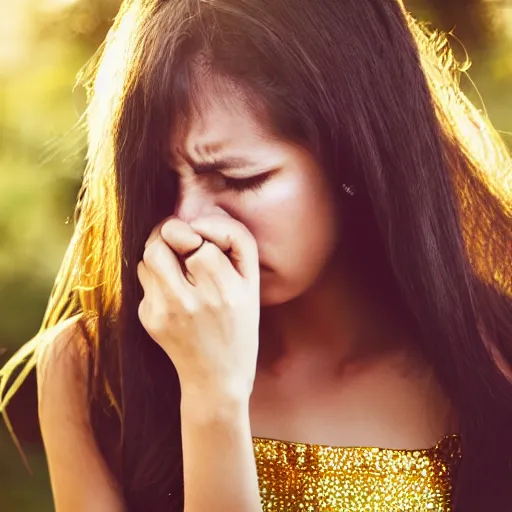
left=180, top=387, right=251, bottom=426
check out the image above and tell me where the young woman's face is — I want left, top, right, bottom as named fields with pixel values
left=168, top=88, right=340, bottom=306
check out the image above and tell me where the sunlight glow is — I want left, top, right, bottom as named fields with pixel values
left=40, top=0, right=80, bottom=10
left=0, top=3, right=31, bottom=73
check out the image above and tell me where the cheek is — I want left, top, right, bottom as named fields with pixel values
left=232, top=175, right=340, bottom=274
left=235, top=179, right=306, bottom=252
left=289, top=182, right=340, bottom=275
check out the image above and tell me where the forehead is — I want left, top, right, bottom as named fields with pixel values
left=168, top=82, right=278, bottom=164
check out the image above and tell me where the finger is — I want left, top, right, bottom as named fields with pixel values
left=160, top=217, right=204, bottom=258
left=143, top=234, right=192, bottom=293
left=144, top=217, right=199, bottom=285
left=145, top=216, right=172, bottom=249
left=185, top=240, right=238, bottom=293
left=137, top=260, right=152, bottom=294
left=137, top=261, right=166, bottom=325
left=137, top=261, right=159, bottom=324
left=189, top=215, right=259, bottom=280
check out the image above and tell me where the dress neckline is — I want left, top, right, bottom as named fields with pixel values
left=252, top=433, right=460, bottom=453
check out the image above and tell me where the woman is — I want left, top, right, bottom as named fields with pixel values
left=1, top=0, right=512, bottom=510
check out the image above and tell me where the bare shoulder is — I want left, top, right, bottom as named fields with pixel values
left=36, top=315, right=89, bottom=370
left=36, top=315, right=90, bottom=419
left=36, top=315, right=125, bottom=512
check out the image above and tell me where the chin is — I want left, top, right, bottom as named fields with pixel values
left=259, top=274, right=308, bottom=307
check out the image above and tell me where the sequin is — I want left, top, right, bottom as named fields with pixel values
left=253, top=434, right=461, bottom=511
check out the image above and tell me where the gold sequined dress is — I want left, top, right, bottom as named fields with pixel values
left=253, top=434, right=461, bottom=511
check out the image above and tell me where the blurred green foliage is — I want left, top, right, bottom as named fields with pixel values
left=0, top=1, right=510, bottom=510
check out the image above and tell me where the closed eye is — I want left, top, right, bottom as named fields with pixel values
left=223, top=171, right=274, bottom=192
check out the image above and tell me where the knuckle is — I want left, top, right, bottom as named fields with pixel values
left=147, top=308, right=171, bottom=337
left=187, top=241, right=219, bottom=266
left=143, top=239, right=167, bottom=266
left=232, top=221, right=250, bottom=238
left=162, top=217, right=189, bottom=238
left=163, top=216, right=181, bottom=230
left=224, top=294, right=240, bottom=311
left=200, top=241, right=220, bottom=259
left=142, top=242, right=157, bottom=263
left=181, top=296, right=200, bottom=316
left=245, top=236, right=257, bottom=253
left=231, top=225, right=256, bottom=252
left=205, top=293, right=226, bottom=311
left=137, top=300, right=146, bottom=322
left=139, top=295, right=174, bottom=335
left=242, top=228, right=257, bottom=247
left=139, top=302, right=159, bottom=337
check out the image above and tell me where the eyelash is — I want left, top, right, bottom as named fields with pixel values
left=223, top=172, right=272, bottom=192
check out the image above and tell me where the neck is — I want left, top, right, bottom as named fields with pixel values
left=258, top=251, right=418, bottom=376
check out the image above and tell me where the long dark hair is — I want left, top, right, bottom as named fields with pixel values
left=2, top=0, right=512, bottom=510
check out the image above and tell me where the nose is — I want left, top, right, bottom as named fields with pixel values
left=174, top=183, right=228, bottom=224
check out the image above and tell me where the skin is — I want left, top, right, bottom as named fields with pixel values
left=166, top=82, right=456, bottom=449
left=37, top=80, right=455, bottom=512
left=169, top=97, right=340, bottom=308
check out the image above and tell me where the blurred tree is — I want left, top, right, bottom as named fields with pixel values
left=0, top=1, right=510, bottom=511
left=407, top=0, right=501, bottom=54
left=36, top=0, right=122, bottom=48
left=429, top=0, right=499, bottom=51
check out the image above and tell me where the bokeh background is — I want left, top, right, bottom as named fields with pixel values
left=0, top=1, right=511, bottom=510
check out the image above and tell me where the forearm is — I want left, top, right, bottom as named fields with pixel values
left=180, top=391, right=263, bottom=512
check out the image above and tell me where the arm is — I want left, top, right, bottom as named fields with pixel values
left=37, top=320, right=126, bottom=512
left=180, top=391, right=262, bottom=512
left=138, top=215, right=264, bottom=512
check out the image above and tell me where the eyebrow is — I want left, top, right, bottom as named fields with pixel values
left=194, top=157, right=261, bottom=174
left=169, top=155, right=259, bottom=175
